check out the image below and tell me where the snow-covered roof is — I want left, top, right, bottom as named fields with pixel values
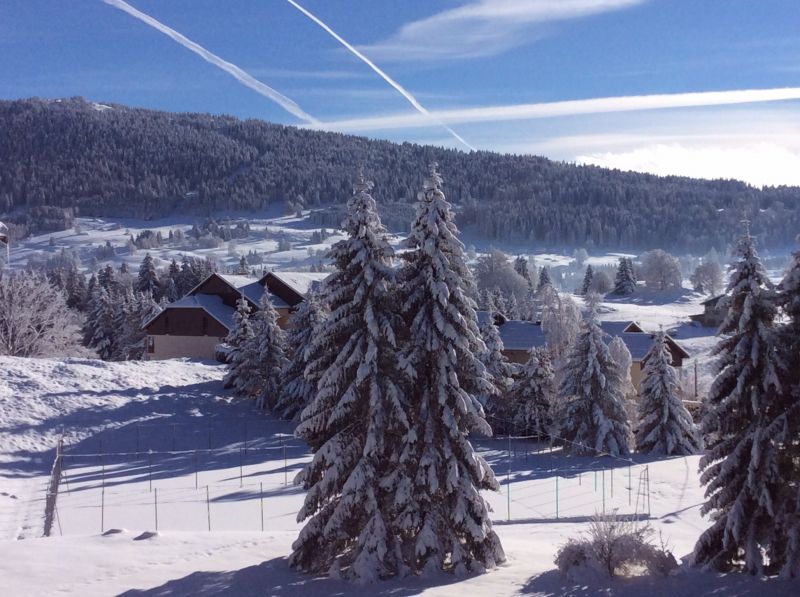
left=163, top=294, right=235, bottom=330
left=267, top=271, right=329, bottom=296
left=476, top=310, right=686, bottom=361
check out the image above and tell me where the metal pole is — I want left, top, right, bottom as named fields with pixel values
left=507, top=435, right=511, bottom=522
left=101, top=486, right=105, bottom=533
left=154, top=488, right=158, bottom=531
left=260, top=482, right=264, bottom=532
left=694, top=361, right=698, bottom=399
left=206, top=485, right=211, bottom=531
left=555, top=474, right=559, bottom=520
left=602, top=469, right=606, bottom=514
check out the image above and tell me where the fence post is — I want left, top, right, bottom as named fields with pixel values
left=602, top=469, right=606, bottom=514
left=555, top=474, right=559, bottom=520
left=506, top=435, right=511, bottom=522
left=100, top=486, right=105, bottom=534
left=628, top=465, right=632, bottom=506
left=239, top=448, right=243, bottom=488
left=283, top=435, right=288, bottom=486
left=154, top=488, right=158, bottom=531
left=646, top=466, right=651, bottom=516
left=206, top=485, right=211, bottom=532
left=260, top=482, right=264, bottom=532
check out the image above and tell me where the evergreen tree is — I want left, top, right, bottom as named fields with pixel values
left=636, top=332, right=701, bottom=455
left=613, top=257, right=637, bottom=295
left=223, top=297, right=257, bottom=396
left=250, top=292, right=288, bottom=411
left=396, top=164, right=505, bottom=575
left=537, top=266, right=552, bottom=293
left=505, top=293, right=520, bottom=319
left=693, top=226, right=785, bottom=574
left=97, top=264, right=116, bottom=294
left=291, top=174, right=407, bottom=581
left=86, top=285, right=116, bottom=360
left=274, top=293, right=327, bottom=421
left=580, top=264, right=594, bottom=295
left=509, top=347, right=555, bottom=438
left=775, top=250, right=800, bottom=578
left=162, top=277, right=179, bottom=302
left=136, top=253, right=160, bottom=298
left=478, top=318, right=515, bottom=434
left=557, top=311, right=632, bottom=456
left=513, top=255, right=531, bottom=284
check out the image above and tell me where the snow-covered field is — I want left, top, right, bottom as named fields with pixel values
left=1, top=356, right=796, bottom=596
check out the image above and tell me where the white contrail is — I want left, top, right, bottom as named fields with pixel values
left=103, top=0, right=318, bottom=125
left=312, top=87, right=800, bottom=132
left=285, top=0, right=474, bottom=151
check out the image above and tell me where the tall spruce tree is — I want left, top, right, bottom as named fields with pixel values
left=250, top=292, right=287, bottom=411
left=636, top=332, right=701, bottom=455
left=537, top=266, right=552, bottom=293
left=223, top=298, right=257, bottom=396
left=580, top=265, right=594, bottom=295
left=291, top=174, right=408, bottom=581
left=509, top=347, right=555, bottom=438
left=693, top=226, right=785, bottom=574
left=396, top=164, right=505, bottom=575
left=775, top=250, right=800, bottom=578
left=613, top=257, right=637, bottom=295
left=86, top=285, right=116, bottom=360
left=557, top=310, right=632, bottom=456
left=274, top=293, right=327, bottom=421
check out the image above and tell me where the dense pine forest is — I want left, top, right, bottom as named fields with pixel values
left=1, top=96, right=798, bottom=252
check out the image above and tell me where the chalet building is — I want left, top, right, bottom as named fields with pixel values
left=477, top=312, right=689, bottom=394
left=689, top=294, right=729, bottom=328
left=143, top=271, right=328, bottom=361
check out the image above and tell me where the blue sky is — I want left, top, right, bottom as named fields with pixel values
left=2, top=0, right=800, bottom=185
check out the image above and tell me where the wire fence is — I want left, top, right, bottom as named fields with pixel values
left=46, top=422, right=653, bottom=536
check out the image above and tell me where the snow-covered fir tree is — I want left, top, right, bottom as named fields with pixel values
left=556, top=309, right=632, bottom=456
left=540, top=285, right=581, bottom=361
left=396, top=164, right=505, bottom=575
left=505, top=292, right=520, bottom=319
left=86, top=285, right=116, bottom=360
left=249, top=292, right=287, bottom=410
left=775, top=249, right=800, bottom=578
left=580, top=264, right=594, bottom=295
left=513, top=255, right=532, bottom=286
left=693, top=225, right=785, bottom=574
left=274, top=293, right=327, bottom=421
left=222, top=297, right=257, bottom=396
left=478, top=317, right=515, bottom=433
left=135, top=253, right=160, bottom=298
left=537, top=266, right=552, bottom=293
left=291, top=174, right=408, bottom=581
left=636, top=332, right=701, bottom=455
left=509, top=347, right=555, bottom=438
left=613, top=257, right=637, bottom=295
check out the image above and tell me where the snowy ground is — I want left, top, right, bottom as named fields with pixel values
left=1, top=357, right=796, bottom=595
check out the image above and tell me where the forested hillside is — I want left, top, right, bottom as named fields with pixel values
left=1, top=97, right=798, bottom=251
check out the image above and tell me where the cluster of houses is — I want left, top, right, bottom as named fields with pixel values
left=144, top=270, right=699, bottom=395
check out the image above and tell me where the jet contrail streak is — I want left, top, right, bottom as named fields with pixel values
left=285, top=0, right=474, bottom=151
left=103, top=0, right=318, bottom=125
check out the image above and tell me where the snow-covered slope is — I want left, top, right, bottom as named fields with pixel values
left=1, top=356, right=796, bottom=595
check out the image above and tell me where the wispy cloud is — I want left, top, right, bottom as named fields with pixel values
left=102, top=0, right=317, bottom=124
left=285, top=0, right=474, bottom=150
left=312, top=87, right=800, bottom=133
left=359, top=0, right=648, bottom=62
